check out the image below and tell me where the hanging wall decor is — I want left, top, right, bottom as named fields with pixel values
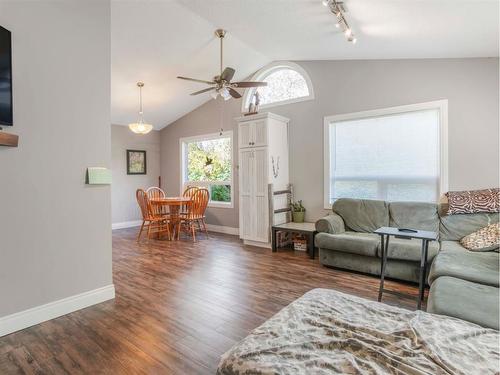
left=127, top=149, right=147, bottom=175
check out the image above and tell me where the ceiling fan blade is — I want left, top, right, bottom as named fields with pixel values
left=177, top=76, right=215, bottom=85
left=190, top=87, right=216, bottom=96
left=233, top=81, right=267, bottom=88
left=221, top=67, right=235, bottom=82
left=228, top=87, right=242, bottom=99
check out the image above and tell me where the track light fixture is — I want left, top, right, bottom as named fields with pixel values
left=322, top=0, right=357, bottom=44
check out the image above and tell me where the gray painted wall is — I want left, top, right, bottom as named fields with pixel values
left=0, top=1, right=112, bottom=317
left=160, top=58, right=499, bottom=227
left=111, top=125, right=161, bottom=225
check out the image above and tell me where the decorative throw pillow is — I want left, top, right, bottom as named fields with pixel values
left=446, top=188, right=500, bottom=215
left=460, top=223, right=500, bottom=252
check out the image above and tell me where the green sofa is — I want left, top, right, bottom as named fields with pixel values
left=427, top=207, right=499, bottom=329
left=315, top=198, right=499, bottom=329
left=315, top=199, right=441, bottom=283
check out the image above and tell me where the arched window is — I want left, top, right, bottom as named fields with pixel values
left=242, top=61, right=314, bottom=111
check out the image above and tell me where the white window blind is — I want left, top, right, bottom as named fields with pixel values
left=328, top=109, right=440, bottom=203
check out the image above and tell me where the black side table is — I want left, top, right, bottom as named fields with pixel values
left=271, top=222, right=317, bottom=259
left=374, top=227, right=438, bottom=310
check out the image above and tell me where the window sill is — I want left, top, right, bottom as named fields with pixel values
left=208, top=202, right=233, bottom=209
left=244, top=95, right=314, bottom=112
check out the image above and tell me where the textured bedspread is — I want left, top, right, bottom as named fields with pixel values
left=218, top=289, right=499, bottom=375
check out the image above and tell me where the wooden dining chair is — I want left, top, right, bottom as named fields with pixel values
left=146, top=186, right=168, bottom=217
left=181, top=186, right=198, bottom=215
left=136, top=189, right=170, bottom=241
left=183, top=186, right=199, bottom=198
left=179, top=187, right=209, bottom=242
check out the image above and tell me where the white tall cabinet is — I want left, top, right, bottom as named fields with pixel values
left=237, top=112, right=290, bottom=248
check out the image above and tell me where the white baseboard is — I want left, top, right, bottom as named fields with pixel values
left=112, top=221, right=238, bottom=235
left=112, top=220, right=142, bottom=230
left=206, top=224, right=239, bottom=236
left=0, top=284, right=115, bottom=337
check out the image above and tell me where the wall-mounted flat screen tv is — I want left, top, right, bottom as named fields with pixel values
left=0, top=25, right=13, bottom=126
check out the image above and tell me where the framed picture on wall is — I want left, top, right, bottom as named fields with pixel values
left=127, top=150, right=147, bottom=175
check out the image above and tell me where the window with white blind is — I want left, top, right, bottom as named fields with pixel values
left=324, top=101, right=448, bottom=208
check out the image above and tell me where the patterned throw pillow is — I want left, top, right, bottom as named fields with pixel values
left=460, top=223, right=500, bottom=251
left=446, top=188, right=500, bottom=215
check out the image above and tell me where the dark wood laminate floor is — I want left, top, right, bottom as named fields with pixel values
left=0, top=229, right=425, bottom=374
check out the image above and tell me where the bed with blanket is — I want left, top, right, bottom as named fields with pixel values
left=217, top=289, right=499, bottom=375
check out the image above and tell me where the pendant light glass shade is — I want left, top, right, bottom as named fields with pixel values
left=128, top=121, right=153, bottom=134
left=128, top=82, right=153, bottom=134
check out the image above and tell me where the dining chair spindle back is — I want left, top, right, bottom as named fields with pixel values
left=179, top=188, right=209, bottom=241
left=147, top=187, right=167, bottom=217
left=136, top=189, right=170, bottom=241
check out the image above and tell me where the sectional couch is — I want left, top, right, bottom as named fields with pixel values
left=315, top=198, right=499, bottom=329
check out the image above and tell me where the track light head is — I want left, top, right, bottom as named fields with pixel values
left=323, top=0, right=357, bottom=44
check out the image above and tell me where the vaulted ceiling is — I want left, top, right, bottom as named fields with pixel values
left=111, top=0, right=499, bottom=130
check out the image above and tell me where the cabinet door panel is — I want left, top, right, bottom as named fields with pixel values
left=253, top=120, right=267, bottom=147
left=239, top=196, right=253, bottom=239
left=239, top=150, right=254, bottom=239
left=238, top=122, right=253, bottom=149
left=254, top=196, right=269, bottom=242
left=253, top=148, right=269, bottom=242
left=253, top=148, right=268, bottom=197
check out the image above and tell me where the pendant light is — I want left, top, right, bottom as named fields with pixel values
left=128, top=82, right=153, bottom=134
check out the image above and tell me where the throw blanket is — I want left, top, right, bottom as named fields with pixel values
left=218, top=289, right=499, bottom=375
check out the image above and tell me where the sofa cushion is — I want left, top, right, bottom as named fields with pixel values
left=376, top=238, right=440, bottom=262
left=389, top=202, right=439, bottom=234
left=332, top=199, right=389, bottom=233
left=438, top=209, right=499, bottom=241
left=315, top=213, right=345, bottom=234
left=315, top=232, right=380, bottom=257
left=428, top=276, right=499, bottom=330
left=428, top=242, right=499, bottom=287
left=460, top=223, right=500, bottom=252
left=439, top=240, right=468, bottom=253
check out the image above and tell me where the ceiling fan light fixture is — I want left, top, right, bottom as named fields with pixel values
left=128, top=82, right=153, bottom=134
left=220, top=87, right=232, bottom=101
left=177, top=30, right=268, bottom=100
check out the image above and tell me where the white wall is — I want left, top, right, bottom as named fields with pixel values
left=111, top=125, right=161, bottom=227
left=160, top=58, right=500, bottom=226
left=0, top=0, right=113, bottom=323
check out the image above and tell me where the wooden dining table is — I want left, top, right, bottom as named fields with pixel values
left=150, top=197, right=192, bottom=240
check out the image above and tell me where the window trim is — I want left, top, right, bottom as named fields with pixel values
left=323, top=100, right=449, bottom=209
left=241, top=61, right=315, bottom=112
left=179, top=131, right=234, bottom=209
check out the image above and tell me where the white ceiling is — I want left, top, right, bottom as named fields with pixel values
left=111, top=0, right=499, bottom=129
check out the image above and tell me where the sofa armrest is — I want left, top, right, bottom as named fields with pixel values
left=315, top=213, right=346, bottom=234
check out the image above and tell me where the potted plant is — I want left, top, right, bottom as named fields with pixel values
left=291, top=200, right=306, bottom=223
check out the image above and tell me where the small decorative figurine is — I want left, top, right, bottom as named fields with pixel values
left=253, top=91, right=260, bottom=113
left=245, top=90, right=261, bottom=116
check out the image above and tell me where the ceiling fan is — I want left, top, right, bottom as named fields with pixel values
left=177, top=29, right=267, bottom=100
